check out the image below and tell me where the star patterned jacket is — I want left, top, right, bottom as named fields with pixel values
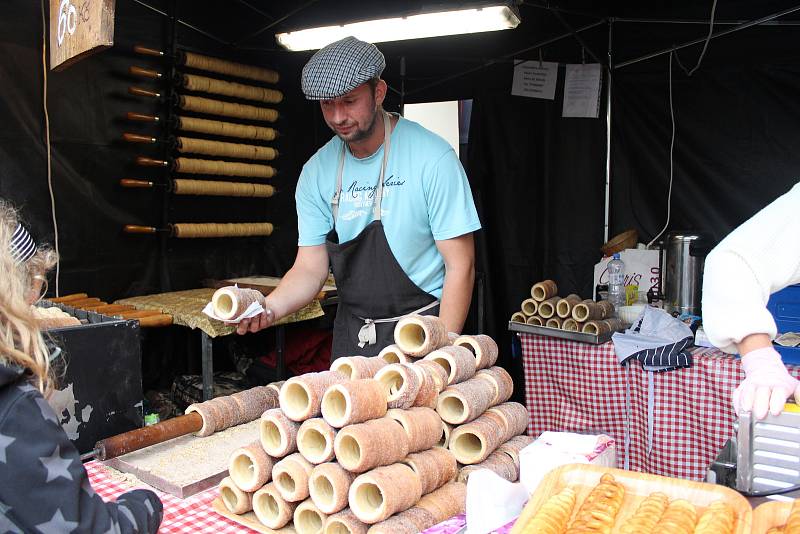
left=0, top=360, right=163, bottom=533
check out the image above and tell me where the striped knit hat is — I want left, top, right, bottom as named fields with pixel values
left=10, top=223, right=37, bottom=264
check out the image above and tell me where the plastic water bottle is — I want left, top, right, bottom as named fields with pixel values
left=607, top=253, right=626, bottom=311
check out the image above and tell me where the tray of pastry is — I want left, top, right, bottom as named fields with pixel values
left=508, top=321, right=613, bottom=345
left=752, top=500, right=800, bottom=534
left=511, top=463, right=752, bottom=533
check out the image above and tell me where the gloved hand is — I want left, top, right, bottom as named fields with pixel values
left=733, top=346, right=800, bottom=419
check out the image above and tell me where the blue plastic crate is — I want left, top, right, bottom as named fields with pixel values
left=768, top=284, right=800, bottom=365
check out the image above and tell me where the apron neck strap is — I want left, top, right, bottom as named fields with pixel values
left=333, top=111, right=392, bottom=223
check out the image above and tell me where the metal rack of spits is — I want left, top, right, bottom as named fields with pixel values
left=121, top=44, right=282, bottom=239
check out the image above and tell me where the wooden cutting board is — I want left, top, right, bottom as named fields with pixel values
left=512, top=463, right=753, bottom=533
left=104, top=420, right=259, bottom=498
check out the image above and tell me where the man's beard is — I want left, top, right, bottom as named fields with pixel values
left=336, top=109, right=379, bottom=143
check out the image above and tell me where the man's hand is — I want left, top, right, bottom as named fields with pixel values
left=236, top=307, right=275, bottom=335
left=235, top=244, right=330, bottom=336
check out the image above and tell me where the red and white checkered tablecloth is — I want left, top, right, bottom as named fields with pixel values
left=519, top=333, right=800, bottom=481
left=86, top=460, right=467, bottom=533
left=86, top=460, right=246, bottom=533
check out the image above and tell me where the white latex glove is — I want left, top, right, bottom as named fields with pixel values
left=733, top=346, right=800, bottom=419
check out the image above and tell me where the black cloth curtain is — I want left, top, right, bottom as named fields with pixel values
left=467, top=77, right=607, bottom=400
left=0, top=0, right=317, bottom=300
left=612, top=59, right=800, bottom=246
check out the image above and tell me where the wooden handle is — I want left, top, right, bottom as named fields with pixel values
left=126, top=111, right=160, bottom=123
left=92, top=304, right=135, bottom=314
left=117, top=310, right=162, bottom=320
left=137, top=314, right=173, bottom=328
left=136, top=156, right=168, bottom=167
left=73, top=301, right=108, bottom=310
left=133, top=44, right=164, bottom=57
left=63, top=297, right=102, bottom=307
left=120, top=179, right=155, bottom=189
left=129, top=65, right=163, bottom=79
left=49, top=293, right=88, bottom=303
left=94, top=412, right=202, bottom=460
left=122, top=132, right=157, bottom=144
left=128, top=86, right=161, bottom=98
left=123, top=225, right=157, bottom=234
left=82, top=303, right=113, bottom=311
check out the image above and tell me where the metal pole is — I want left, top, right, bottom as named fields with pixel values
left=615, top=5, right=800, bottom=69
left=130, top=0, right=230, bottom=45
left=233, top=0, right=321, bottom=46
left=604, top=20, right=613, bottom=243
left=201, top=332, right=214, bottom=401
left=614, top=17, right=800, bottom=26
left=550, top=9, right=602, bottom=63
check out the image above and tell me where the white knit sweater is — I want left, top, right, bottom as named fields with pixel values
left=702, top=182, right=800, bottom=354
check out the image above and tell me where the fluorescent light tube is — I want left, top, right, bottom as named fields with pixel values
left=276, top=5, right=521, bottom=51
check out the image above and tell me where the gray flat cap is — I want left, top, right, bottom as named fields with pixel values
left=301, top=36, right=386, bottom=100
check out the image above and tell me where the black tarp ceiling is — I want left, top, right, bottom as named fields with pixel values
left=1, top=0, right=800, bottom=341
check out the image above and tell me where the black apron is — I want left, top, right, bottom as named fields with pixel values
left=325, top=112, right=439, bottom=359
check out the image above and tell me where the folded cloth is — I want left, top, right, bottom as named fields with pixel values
left=612, top=305, right=695, bottom=372
left=612, top=306, right=696, bottom=465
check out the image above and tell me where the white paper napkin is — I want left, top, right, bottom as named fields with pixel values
left=466, top=469, right=529, bottom=534
left=202, top=299, right=264, bottom=323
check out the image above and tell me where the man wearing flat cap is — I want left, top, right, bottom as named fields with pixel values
left=239, top=36, right=480, bottom=357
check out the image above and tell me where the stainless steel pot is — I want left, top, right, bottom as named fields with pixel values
left=661, top=232, right=708, bottom=316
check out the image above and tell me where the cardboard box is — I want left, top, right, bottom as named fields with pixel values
left=593, top=248, right=660, bottom=296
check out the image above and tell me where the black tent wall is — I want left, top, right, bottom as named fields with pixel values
left=2, top=1, right=800, bottom=348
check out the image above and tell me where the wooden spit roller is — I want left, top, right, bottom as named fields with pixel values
left=123, top=223, right=274, bottom=238
left=181, top=73, right=283, bottom=105
left=128, top=66, right=284, bottom=104
left=125, top=112, right=279, bottom=142
left=176, top=136, right=278, bottom=161
left=127, top=87, right=278, bottom=123
left=85, top=384, right=280, bottom=460
left=133, top=44, right=280, bottom=84
left=136, top=156, right=276, bottom=179
left=179, top=94, right=278, bottom=122
left=120, top=178, right=277, bottom=198
left=121, top=132, right=279, bottom=161
left=89, top=411, right=203, bottom=460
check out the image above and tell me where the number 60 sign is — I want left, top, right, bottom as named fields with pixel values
left=49, top=0, right=115, bottom=71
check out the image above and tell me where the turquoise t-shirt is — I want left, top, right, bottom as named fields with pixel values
left=295, top=116, right=481, bottom=298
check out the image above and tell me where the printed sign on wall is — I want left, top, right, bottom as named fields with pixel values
left=562, top=63, right=603, bottom=118
left=50, top=0, right=115, bottom=71
left=511, top=60, right=558, bottom=100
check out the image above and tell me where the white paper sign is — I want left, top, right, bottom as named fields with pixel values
left=562, top=63, right=603, bottom=118
left=511, top=60, right=558, bottom=100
